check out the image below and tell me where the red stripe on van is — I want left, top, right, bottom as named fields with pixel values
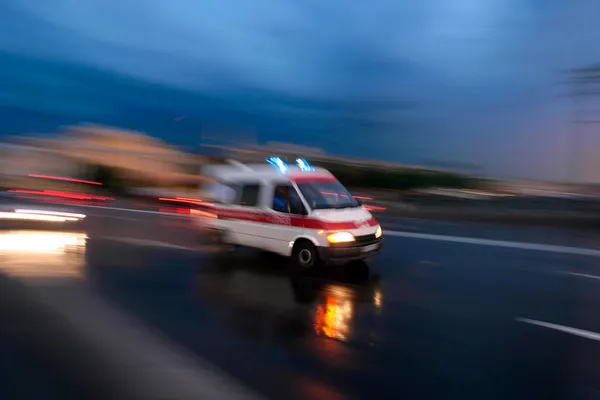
left=198, top=205, right=377, bottom=230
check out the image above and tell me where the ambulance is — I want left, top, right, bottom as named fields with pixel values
left=194, top=157, right=383, bottom=269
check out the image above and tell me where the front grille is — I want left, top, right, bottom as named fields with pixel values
left=355, top=234, right=377, bottom=245
left=332, top=233, right=380, bottom=248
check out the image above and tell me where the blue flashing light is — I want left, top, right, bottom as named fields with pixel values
left=266, top=156, right=288, bottom=172
left=296, top=158, right=314, bottom=171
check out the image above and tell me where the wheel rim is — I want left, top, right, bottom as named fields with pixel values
left=298, top=249, right=312, bottom=265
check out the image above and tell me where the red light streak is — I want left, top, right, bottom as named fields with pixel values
left=158, top=207, right=190, bottom=214
left=14, top=196, right=100, bottom=206
left=362, top=205, right=386, bottom=211
left=28, top=174, right=102, bottom=186
left=8, top=189, right=115, bottom=201
left=191, top=209, right=217, bottom=218
left=176, top=197, right=203, bottom=202
left=158, top=197, right=203, bottom=205
left=352, top=195, right=373, bottom=200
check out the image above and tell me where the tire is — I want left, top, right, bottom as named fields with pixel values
left=292, top=241, right=319, bottom=271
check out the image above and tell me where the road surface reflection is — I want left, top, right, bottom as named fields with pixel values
left=194, top=251, right=382, bottom=347
left=0, top=230, right=87, bottom=279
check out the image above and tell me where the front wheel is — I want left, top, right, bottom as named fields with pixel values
left=292, top=241, right=319, bottom=271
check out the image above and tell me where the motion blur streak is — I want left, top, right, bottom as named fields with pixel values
left=28, top=174, right=103, bottom=186
left=8, top=189, right=115, bottom=201
left=190, top=209, right=217, bottom=218
left=0, top=231, right=86, bottom=253
left=158, top=197, right=203, bottom=205
left=157, top=207, right=190, bottom=215
left=0, top=211, right=78, bottom=222
left=0, top=231, right=87, bottom=279
left=14, top=196, right=103, bottom=207
left=15, top=209, right=86, bottom=219
left=362, top=205, right=387, bottom=211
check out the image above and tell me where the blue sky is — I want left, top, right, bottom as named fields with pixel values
left=1, top=1, right=600, bottom=181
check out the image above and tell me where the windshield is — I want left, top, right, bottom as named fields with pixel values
left=296, top=181, right=360, bottom=210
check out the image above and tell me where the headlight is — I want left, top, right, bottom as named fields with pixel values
left=327, top=232, right=355, bottom=244
left=375, top=225, right=382, bottom=239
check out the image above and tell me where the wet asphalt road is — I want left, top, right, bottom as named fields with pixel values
left=0, top=328, right=80, bottom=400
left=2, top=201, right=600, bottom=399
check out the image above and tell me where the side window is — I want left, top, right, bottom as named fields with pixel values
left=238, top=184, right=260, bottom=206
left=204, top=181, right=238, bottom=204
left=272, top=185, right=306, bottom=215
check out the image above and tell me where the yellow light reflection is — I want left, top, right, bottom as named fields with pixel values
left=0, top=231, right=86, bottom=253
left=314, top=285, right=354, bottom=341
left=0, top=211, right=79, bottom=222
left=190, top=209, right=217, bottom=219
left=0, top=231, right=87, bottom=278
left=15, top=209, right=86, bottom=219
left=374, top=289, right=382, bottom=309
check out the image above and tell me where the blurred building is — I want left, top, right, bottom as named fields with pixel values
left=0, top=142, right=78, bottom=189
left=13, top=125, right=206, bottom=188
left=202, top=142, right=436, bottom=173
left=0, top=125, right=210, bottom=195
left=0, top=143, right=69, bottom=178
left=488, top=179, right=591, bottom=196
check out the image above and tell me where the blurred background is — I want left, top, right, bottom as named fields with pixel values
left=1, top=1, right=600, bottom=400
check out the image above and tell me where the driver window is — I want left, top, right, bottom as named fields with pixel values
left=272, top=185, right=305, bottom=215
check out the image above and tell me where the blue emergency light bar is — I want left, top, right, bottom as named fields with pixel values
left=296, top=158, right=314, bottom=171
left=266, top=156, right=288, bottom=172
left=266, top=156, right=314, bottom=173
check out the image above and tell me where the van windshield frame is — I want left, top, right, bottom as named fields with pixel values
left=295, top=181, right=360, bottom=210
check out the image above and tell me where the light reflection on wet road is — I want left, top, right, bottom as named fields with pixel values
left=1, top=204, right=600, bottom=399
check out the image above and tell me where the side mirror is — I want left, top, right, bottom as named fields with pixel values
left=291, top=203, right=308, bottom=216
left=354, top=197, right=363, bottom=205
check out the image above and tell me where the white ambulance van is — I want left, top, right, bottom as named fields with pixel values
left=194, top=157, right=383, bottom=268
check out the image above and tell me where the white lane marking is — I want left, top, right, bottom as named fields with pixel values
left=97, top=237, right=194, bottom=250
left=55, top=203, right=193, bottom=217
left=516, top=318, right=600, bottom=342
left=104, top=215, right=139, bottom=221
left=557, top=271, right=600, bottom=281
left=37, top=204, right=196, bottom=218
left=95, top=237, right=221, bottom=253
left=1, top=202, right=172, bottom=216
left=86, top=213, right=139, bottom=221
left=10, top=201, right=598, bottom=257
left=385, top=231, right=600, bottom=257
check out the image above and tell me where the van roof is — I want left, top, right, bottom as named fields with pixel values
left=202, top=163, right=336, bottom=183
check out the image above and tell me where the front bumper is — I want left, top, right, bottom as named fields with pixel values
left=317, top=237, right=383, bottom=263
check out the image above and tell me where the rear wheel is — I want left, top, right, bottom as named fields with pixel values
left=214, top=229, right=236, bottom=253
left=292, top=241, right=319, bottom=271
